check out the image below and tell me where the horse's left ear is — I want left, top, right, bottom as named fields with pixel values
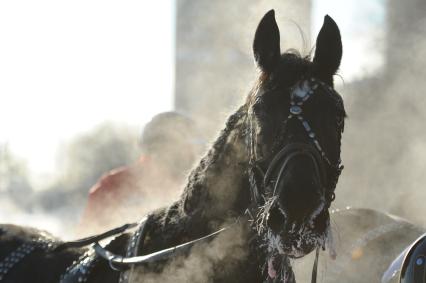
left=313, top=15, right=342, bottom=84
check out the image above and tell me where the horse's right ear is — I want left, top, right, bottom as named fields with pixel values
left=253, top=10, right=281, bottom=73
left=313, top=15, right=342, bottom=84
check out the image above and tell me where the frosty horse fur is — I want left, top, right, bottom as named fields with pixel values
left=0, top=10, right=345, bottom=283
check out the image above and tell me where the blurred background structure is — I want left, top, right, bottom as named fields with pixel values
left=1, top=0, right=426, bottom=241
left=175, top=0, right=311, bottom=135
left=338, top=0, right=426, bottom=225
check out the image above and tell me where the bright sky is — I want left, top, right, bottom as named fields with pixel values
left=0, top=0, right=385, bottom=182
left=0, top=1, right=175, bottom=177
left=313, top=0, right=385, bottom=82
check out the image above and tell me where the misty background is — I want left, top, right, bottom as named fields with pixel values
left=0, top=0, right=425, bottom=242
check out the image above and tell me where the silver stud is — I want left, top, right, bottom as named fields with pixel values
left=290, top=105, right=302, bottom=115
left=302, top=121, right=311, bottom=130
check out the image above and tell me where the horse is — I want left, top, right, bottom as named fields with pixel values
left=0, top=10, right=345, bottom=283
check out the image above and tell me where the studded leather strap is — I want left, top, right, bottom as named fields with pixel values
left=0, top=236, right=53, bottom=282
left=59, top=250, right=98, bottom=283
left=119, top=216, right=151, bottom=283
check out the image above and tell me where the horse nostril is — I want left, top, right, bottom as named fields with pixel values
left=267, top=206, right=286, bottom=233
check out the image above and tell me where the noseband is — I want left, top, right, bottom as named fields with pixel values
left=264, top=143, right=327, bottom=195
left=248, top=77, right=344, bottom=209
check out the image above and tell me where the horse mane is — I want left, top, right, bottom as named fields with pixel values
left=179, top=105, right=249, bottom=218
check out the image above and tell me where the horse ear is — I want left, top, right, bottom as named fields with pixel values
left=253, top=10, right=281, bottom=73
left=313, top=15, right=342, bottom=83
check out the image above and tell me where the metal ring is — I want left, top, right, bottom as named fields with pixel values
left=108, top=257, right=126, bottom=272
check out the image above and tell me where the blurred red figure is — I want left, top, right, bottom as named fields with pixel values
left=78, top=112, right=203, bottom=235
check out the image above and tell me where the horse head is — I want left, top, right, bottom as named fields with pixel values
left=246, top=10, right=345, bottom=278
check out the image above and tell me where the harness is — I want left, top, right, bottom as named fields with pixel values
left=0, top=232, right=54, bottom=281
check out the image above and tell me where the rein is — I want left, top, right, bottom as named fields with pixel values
left=93, top=226, right=228, bottom=269
left=59, top=215, right=233, bottom=283
left=264, top=143, right=327, bottom=198
left=54, top=223, right=138, bottom=252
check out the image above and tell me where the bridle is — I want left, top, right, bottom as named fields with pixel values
left=287, top=78, right=344, bottom=199
left=248, top=77, right=344, bottom=211
left=247, top=77, right=344, bottom=283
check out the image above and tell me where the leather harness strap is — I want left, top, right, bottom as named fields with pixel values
left=58, top=215, right=230, bottom=282
left=93, top=226, right=228, bottom=268
left=54, top=222, right=138, bottom=252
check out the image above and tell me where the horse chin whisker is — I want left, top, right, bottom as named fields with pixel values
left=254, top=195, right=278, bottom=235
